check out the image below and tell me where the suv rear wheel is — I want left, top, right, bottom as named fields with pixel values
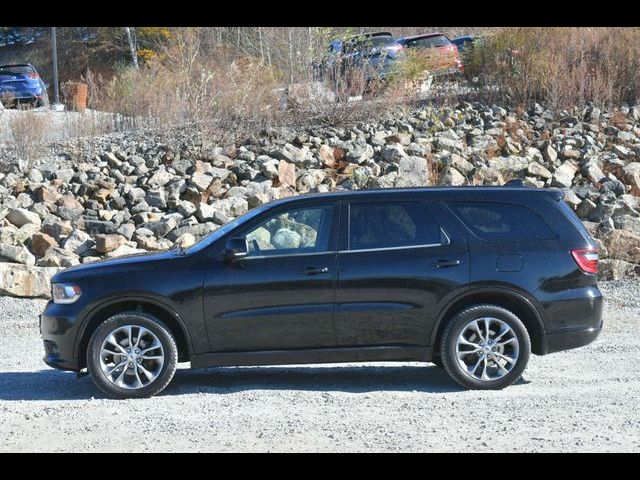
left=87, top=312, right=178, bottom=399
left=440, top=304, right=531, bottom=390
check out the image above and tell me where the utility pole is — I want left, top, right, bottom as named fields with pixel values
left=51, top=27, right=59, bottom=105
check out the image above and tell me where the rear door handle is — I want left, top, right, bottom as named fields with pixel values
left=434, top=259, right=461, bottom=268
left=304, top=266, right=329, bottom=275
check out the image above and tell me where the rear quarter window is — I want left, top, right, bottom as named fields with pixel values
left=447, top=201, right=556, bottom=241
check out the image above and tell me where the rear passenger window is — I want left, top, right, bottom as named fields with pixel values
left=349, top=201, right=441, bottom=251
left=447, top=202, right=555, bottom=241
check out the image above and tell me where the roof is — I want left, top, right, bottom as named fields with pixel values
left=0, top=63, right=34, bottom=68
left=330, top=31, right=393, bottom=46
left=398, top=33, right=446, bottom=41
left=267, top=186, right=563, bottom=207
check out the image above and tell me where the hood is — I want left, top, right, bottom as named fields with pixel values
left=51, top=248, right=182, bottom=282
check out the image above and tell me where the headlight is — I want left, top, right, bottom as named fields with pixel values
left=52, top=283, right=82, bottom=304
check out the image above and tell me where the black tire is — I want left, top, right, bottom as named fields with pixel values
left=440, top=304, right=531, bottom=390
left=36, top=93, right=50, bottom=109
left=87, top=312, right=178, bottom=399
left=431, top=354, right=444, bottom=368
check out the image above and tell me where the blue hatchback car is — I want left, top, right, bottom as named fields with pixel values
left=0, top=63, right=49, bottom=108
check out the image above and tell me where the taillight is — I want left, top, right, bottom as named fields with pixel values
left=28, top=72, right=39, bottom=79
left=571, top=248, right=599, bottom=274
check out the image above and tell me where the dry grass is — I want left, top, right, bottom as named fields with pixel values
left=463, top=27, right=640, bottom=109
left=88, top=30, right=412, bottom=144
left=7, top=111, right=52, bottom=171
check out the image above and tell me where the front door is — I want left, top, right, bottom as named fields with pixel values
left=335, top=199, right=469, bottom=347
left=203, top=202, right=338, bottom=352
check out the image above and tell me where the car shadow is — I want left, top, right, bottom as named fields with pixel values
left=0, top=369, right=99, bottom=401
left=0, top=364, right=463, bottom=401
left=164, top=364, right=467, bottom=396
left=0, top=365, right=531, bottom=401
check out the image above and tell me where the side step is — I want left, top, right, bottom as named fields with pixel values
left=191, top=345, right=432, bottom=369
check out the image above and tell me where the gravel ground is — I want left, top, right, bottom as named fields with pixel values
left=1, top=281, right=639, bottom=452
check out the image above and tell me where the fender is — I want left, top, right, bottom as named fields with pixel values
left=73, top=292, right=195, bottom=359
left=429, top=283, right=547, bottom=346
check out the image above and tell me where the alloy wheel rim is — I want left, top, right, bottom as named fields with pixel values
left=99, top=325, right=165, bottom=390
left=455, top=317, right=519, bottom=382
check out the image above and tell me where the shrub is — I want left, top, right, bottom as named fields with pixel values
left=93, top=42, right=283, bottom=146
left=7, top=110, right=52, bottom=171
left=463, top=27, right=640, bottom=109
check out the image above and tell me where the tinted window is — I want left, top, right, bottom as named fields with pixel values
left=0, top=65, right=35, bottom=76
left=243, top=205, right=333, bottom=257
left=448, top=202, right=556, bottom=241
left=344, top=35, right=393, bottom=54
left=404, top=35, right=451, bottom=49
left=349, top=202, right=441, bottom=250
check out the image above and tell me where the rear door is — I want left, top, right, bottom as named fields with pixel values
left=334, top=198, right=469, bottom=347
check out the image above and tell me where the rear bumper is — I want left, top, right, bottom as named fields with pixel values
left=535, top=284, right=603, bottom=355
left=540, top=322, right=603, bottom=355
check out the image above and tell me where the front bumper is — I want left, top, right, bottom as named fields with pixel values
left=40, top=301, right=83, bottom=372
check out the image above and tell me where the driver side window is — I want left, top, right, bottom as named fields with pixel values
left=243, top=205, right=334, bottom=257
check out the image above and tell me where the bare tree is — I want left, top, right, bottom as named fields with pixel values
left=124, top=27, right=139, bottom=69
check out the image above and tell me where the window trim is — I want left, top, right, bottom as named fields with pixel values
left=339, top=242, right=442, bottom=255
left=346, top=201, right=448, bottom=253
left=237, top=250, right=335, bottom=260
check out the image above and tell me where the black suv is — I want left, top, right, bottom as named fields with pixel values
left=40, top=187, right=603, bottom=399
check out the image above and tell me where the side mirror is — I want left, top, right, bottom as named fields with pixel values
left=224, top=237, right=248, bottom=261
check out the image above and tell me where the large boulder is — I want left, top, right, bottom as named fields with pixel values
left=277, top=160, right=296, bottom=188
left=395, top=156, right=430, bottom=187
left=94, top=234, right=128, bottom=254
left=6, top=208, right=41, bottom=228
left=623, top=162, right=640, bottom=196
left=552, top=161, right=579, bottom=188
left=31, top=232, right=59, bottom=257
left=37, top=247, right=80, bottom=268
left=0, top=244, right=36, bottom=266
left=272, top=228, right=301, bottom=249
left=63, top=229, right=95, bottom=256
left=599, top=259, right=640, bottom=280
left=487, top=156, right=529, bottom=174
left=602, top=230, right=640, bottom=264
left=0, top=226, right=31, bottom=246
left=0, top=263, right=59, bottom=298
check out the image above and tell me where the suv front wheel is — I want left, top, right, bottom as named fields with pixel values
left=440, top=304, right=531, bottom=390
left=87, top=312, right=178, bottom=399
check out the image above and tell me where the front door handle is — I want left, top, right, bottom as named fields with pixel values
left=304, top=266, right=329, bottom=275
left=434, top=259, right=461, bottom=268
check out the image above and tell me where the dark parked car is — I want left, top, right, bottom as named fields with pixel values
left=0, top=63, right=49, bottom=108
left=314, top=31, right=404, bottom=89
left=451, top=35, right=476, bottom=52
left=396, top=33, right=464, bottom=75
left=41, top=186, right=603, bottom=398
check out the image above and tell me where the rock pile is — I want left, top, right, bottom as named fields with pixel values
left=2, top=101, right=640, bottom=297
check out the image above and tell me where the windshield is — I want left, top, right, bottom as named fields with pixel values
left=184, top=202, right=274, bottom=254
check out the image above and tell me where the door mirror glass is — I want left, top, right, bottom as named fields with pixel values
left=224, top=237, right=248, bottom=261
